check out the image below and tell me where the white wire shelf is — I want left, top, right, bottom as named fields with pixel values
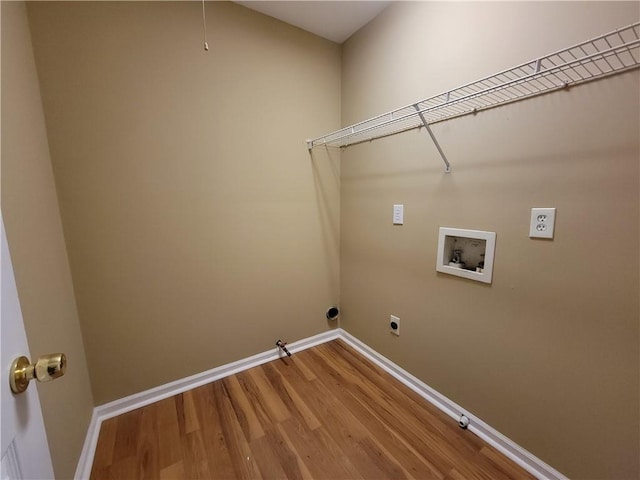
left=307, top=22, right=640, bottom=162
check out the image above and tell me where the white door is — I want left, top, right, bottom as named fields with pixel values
left=0, top=217, right=54, bottom=479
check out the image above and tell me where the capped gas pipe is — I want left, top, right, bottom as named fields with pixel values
left=276, top=339, right=291, bottom=357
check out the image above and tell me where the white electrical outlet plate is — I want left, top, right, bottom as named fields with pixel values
left=393, top=205, right=404, bottom=225
left=529, top=208, right=556, bottom=239
left=390, top=315, right=400, bottom=336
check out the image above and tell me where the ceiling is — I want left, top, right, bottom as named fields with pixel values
left=234, top=1, right=391, bottom=44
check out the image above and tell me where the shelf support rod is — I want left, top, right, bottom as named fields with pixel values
left=413, top=104, right=451, bottom=173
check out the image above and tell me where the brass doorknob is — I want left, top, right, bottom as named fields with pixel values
left=10, top=353, right=67, bottom=394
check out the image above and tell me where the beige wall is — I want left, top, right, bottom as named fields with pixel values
left=1, top=2, right=95, bottom=478
left=15, top=1, right=639, bottom=477
left=341, top=2, right=639, bottom=479
left=26, top=1, right=341, bottom=405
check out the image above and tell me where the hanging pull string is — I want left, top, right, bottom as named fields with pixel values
left=202, top=0, right=209, bottom=51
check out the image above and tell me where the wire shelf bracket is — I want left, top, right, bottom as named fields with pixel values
left=414, top=104, right=451, bottom=173
left=306, top=22, right=640, bottom=173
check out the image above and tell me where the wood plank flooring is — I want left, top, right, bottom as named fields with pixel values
left=90, top=340, right=535, bottom=479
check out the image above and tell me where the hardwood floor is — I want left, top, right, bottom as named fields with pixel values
left=90, top=340, right=535, bottom=479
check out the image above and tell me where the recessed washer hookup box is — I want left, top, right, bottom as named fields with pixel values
left=436, top=227, right=496, bottom=284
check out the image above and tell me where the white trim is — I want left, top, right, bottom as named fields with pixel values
left=94, top=329, right=339, bottom=422
left=74, top=329, right=340, bottom=479
left=75, top=327, right=567, bottom=480
left=74, top=410, right=100, bottom=480
left=337, top=329, right=568, bottom=480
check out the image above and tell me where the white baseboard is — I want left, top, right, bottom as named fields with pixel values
left=75, top=327, right=566, bottom=480
left=74, top=329, right=340, bottom=479
left=74, top=409, right=100, bottom=480
left=337, top=329, right=568, bottom=480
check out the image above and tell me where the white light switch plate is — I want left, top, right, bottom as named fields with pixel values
left=529, top=208, right=556, bottom=239
left=393, top=205, right=404, bottom=225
